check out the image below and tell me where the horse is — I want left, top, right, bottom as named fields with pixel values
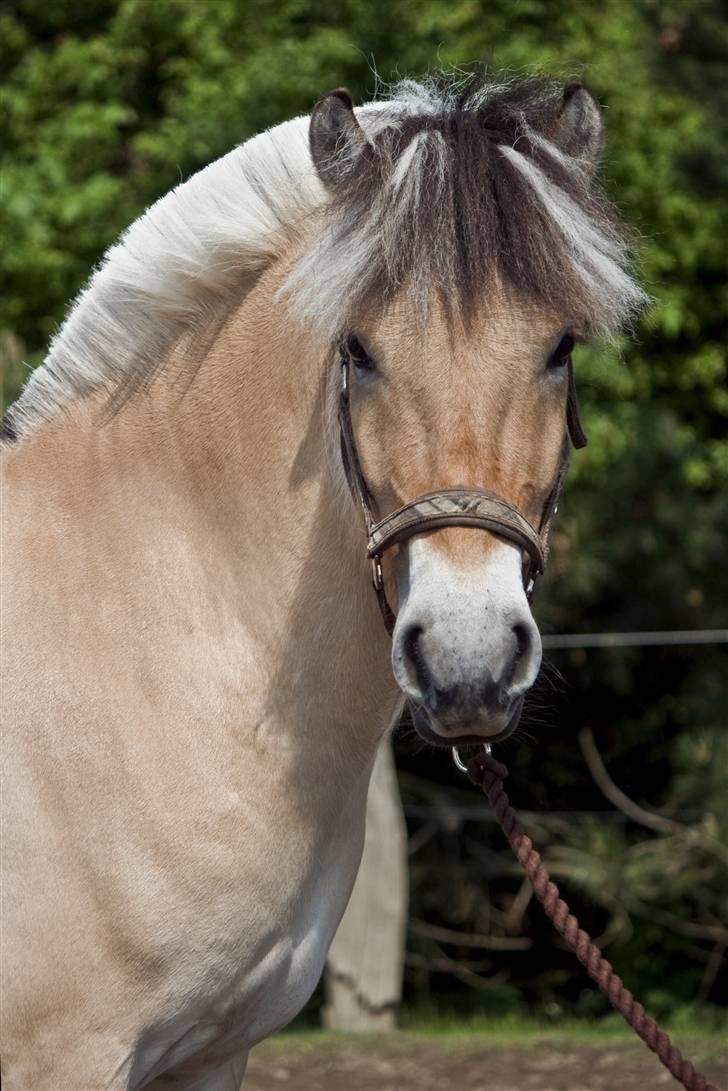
left=1, top=74, right=646, bottom=1088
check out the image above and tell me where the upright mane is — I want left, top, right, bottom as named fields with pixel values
left=290, top=76, right=647, bottom=337
left=4, top=73, right=647, bottom=439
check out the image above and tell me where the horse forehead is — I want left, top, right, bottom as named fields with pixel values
left=375, top=294, right=559, bottom=376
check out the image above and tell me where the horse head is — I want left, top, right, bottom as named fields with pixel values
left=298, top=80, right=641, bottom=746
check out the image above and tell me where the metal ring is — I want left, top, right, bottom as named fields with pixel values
left=452, top=742, right=491, bottom=774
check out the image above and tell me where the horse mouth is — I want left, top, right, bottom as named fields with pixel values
left=409, top=696, right=524, bottom=749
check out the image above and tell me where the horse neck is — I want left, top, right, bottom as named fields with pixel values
left=124, top=260, right=400, bottom=778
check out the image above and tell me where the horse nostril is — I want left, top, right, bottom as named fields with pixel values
left=507, top=616, right=541, bottom=696
left=512, top=622, right=530, bottom=661
left=402, top=623, right=434, bottom=697
left=392, top=621, right=435, bottom=704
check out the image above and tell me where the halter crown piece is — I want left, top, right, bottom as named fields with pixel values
left=338, top=340, right=587, bottom=636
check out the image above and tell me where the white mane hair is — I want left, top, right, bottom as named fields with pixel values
left=5, top=113, right=321, bottom=438
left=4, top=75, right=647, bottom=439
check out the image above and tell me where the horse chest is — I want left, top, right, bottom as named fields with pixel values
left=130, top=789, right=367, bottom=1085
left=238, top=888, right=342, bottom=1039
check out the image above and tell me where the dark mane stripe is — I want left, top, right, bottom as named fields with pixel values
left=287, top=74, right=646, bottom=335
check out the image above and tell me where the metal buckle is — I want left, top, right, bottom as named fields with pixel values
left=371, top=554, right=384, bottom=591
left=452, top=742, right=491, bottom=773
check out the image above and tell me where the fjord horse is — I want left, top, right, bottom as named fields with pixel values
left=1, top=75, right=644, bottom=1088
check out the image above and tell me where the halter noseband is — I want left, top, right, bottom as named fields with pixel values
left=338, top=341, right=586, bottom=634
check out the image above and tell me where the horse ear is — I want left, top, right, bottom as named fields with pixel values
left=553, top=82, right=604, bottom=174
left=310, top=88, right=368, bottom=189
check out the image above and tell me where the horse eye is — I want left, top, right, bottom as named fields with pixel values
left=548, top=331, right=575, bottom=369
left=347, top=335, right=376, bottom=374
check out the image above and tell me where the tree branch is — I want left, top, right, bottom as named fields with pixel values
left=578, top=727, right=728, bottom=868
left=409, top=918, right=532, bottom=950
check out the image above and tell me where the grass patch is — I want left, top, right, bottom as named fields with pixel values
left=399, top=1005, right=727, bottom=1044
left=258, top=1008, right=727, bottom=1057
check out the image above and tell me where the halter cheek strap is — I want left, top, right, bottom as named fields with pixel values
left=338, top=345, right=586, bottom=635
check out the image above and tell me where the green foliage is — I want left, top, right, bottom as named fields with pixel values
left=2, top=0, right=726, bottom=1015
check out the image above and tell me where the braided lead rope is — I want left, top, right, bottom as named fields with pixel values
left=467, top=751, right=720, bottom=1091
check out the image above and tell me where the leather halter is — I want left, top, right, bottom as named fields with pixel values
left=338, top=342, right=587, bottom=634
